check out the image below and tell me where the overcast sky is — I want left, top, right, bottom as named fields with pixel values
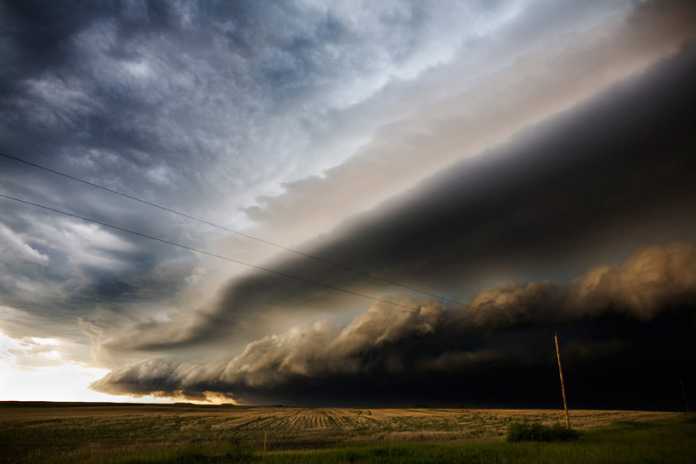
left=1, top=0, right=695, bottom=406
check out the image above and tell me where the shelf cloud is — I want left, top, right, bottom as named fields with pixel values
left=94, top=241, right=696, bottom=406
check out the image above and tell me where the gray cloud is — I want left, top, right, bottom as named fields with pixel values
left=0, top=0, right=557, bottom=356
left=106, top=41, right=696, bottom=357
left=243, top=0, right=694, bottom=245
left=93, top=241, right=696, bottom=405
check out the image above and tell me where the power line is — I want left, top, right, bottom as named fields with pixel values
left=0, top=191, right=422, bottom=311
left=0, top=151, right=463, bottom=305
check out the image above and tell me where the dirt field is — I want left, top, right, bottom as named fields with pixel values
left=0, top=402, right=676, bottom=450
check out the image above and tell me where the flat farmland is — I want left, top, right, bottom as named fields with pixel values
left=0, top=402, right=682, bottom=463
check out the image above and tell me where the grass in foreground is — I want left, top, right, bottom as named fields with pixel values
left=1, top=415, right=694, bottom=464
left=506, top=421, right=581, bottom=442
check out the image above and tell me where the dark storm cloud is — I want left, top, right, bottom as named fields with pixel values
left=119, top=42, right=696, bottom=352
left=93, top=242, right=696, bottom=407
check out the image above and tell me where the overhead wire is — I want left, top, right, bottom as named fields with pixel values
left=0, top=191, right=428, bottom=311
left=0, top=151, right=464, bottom=305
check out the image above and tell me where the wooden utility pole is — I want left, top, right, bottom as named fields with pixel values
left=554, top=333, right=571, bottom=429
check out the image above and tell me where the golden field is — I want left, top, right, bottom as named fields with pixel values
left=0, top=403, right=676, bottom=449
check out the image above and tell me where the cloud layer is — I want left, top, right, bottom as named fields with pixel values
left=2, top=1, right=696, bottom=405
left=1, top=0, right=608, bottom=353
left=94, top=242, right=696, bottom=407
left=103, top=43, right=696, bottom=357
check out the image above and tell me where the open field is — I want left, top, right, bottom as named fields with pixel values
left=0, top=403, right=692, bottom=463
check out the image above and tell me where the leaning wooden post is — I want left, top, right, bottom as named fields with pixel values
left=554, top=332, right=571, bottom=429
left=263, top=430, right=268, bottom=453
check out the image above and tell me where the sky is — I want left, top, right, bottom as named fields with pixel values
left=1, top=0, right=696, bottom=407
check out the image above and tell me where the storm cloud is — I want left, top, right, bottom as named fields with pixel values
left=107, top=41, right=696, bottom=355
left=94, top=242, right=696, bottom=407
left=1, top=0, right=603, bottom=353
left=2, top=1, right=696, bottom=406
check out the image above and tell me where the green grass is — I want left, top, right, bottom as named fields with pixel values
left=1, top=410, right=694, bottom=464
left=506, top=421, right=580, bottom=442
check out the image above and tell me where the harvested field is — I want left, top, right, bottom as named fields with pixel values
left=0, top=402, right=676, bottom=451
